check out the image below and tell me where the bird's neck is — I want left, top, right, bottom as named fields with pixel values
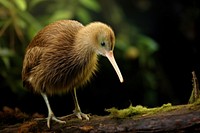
left=73, top=41, right=97, bottom=65
left=73, top=27, right=98, bottom=64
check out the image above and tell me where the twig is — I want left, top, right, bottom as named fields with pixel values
left=189, top=71, right=200, bottom=103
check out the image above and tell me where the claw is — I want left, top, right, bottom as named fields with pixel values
left=73, top=110, right=90, bottom=120
left=46, top=113, right=66, bottom=128
left=80, top=112, right=90, bottom=120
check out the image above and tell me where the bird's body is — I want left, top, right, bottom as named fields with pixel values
left=22, top=20, right=98, bottom=95
left=22, top=20, right=123, bottom=128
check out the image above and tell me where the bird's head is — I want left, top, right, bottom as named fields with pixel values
left=85, top=22, right=124, bottom=83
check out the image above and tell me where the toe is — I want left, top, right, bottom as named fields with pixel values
left=81, top=113, right=89, bottom=120
left=46, top=114, right=66, bottom=128
left=52, top=116, right=66, bottom=124
left=76, top=112, right=83, bottom=120
left=47, top=116, right=51, bottom=128
left=73, top=110, right=90, bottom=120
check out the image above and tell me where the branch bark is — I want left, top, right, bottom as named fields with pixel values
left=1, top=103, right=200, bottom=133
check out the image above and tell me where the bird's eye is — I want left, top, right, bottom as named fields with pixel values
left=101, top=42, right=106, bottom=47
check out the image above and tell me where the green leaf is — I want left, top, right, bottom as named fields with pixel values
left=1, top=56, right=10, bottom=69
left=0, top=48, right=14, bottom=69
left=79, top=0, right=101, bottom=12
left=76, top=8, right=91, bottom=24
left=0, top=48, right=14, bottom=57
left=18, top=10, right=42, bottom=30
left=138, top=35, right=158, bottom=53
left=29, top=0, right=45, bottom=9
left=13, top=0, right=27, bottom=11
left=48, top=10, right=73, bottom=22
left=0, top=0, right=13, bottom=9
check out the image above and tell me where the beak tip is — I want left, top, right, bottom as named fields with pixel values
left=106, top=51, right=124, bottom=84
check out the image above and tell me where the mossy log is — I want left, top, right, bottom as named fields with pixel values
left=1, top=101, right=200, bottom=133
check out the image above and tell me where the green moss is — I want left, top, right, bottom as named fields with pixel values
left=189, top=89, right=200, bottom=104
left=105, top=103, right=180, bottom=118
left=191, top=98, right=200, bottom=106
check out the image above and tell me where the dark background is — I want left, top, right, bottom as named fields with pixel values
left=0, top=0, right=200, bottom=116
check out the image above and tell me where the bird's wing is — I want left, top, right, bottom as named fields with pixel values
left=22, top=23, right=50, bottom=88
left=22, top=46, right=43, bottom=89
left=22, top=20, right=84, bottom=89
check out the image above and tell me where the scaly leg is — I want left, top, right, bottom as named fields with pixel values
left=41, top=92, right=66, bottom=128
left=72, top=88, right=90, bottom=120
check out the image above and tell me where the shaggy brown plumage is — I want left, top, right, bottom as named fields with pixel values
left=22, top=20, right=123, bottom=128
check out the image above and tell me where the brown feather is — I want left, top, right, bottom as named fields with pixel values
left=22, top=20, right=115, bottom=95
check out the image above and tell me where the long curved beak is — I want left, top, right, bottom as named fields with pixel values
left=105, top=51, right=124, bottom=83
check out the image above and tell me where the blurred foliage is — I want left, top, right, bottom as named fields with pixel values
left=0, top=0, right=168, bottom=106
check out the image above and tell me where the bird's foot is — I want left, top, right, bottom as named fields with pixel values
left=46, top=113, right=66, bottom=128
left=73, top=110, right=90, bottom=120
left=34, top=114, right=66, bottom=128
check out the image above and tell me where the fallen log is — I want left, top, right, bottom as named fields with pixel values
left=0, top=101, right=200, bottom=133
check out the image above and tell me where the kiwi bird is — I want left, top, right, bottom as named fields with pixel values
left=22, top=20, right=123, bottom=128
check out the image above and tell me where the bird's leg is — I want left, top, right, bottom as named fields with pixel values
left=72, top=88, right=90, bottom=120
left=41, top=92, right=66, bottom=128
